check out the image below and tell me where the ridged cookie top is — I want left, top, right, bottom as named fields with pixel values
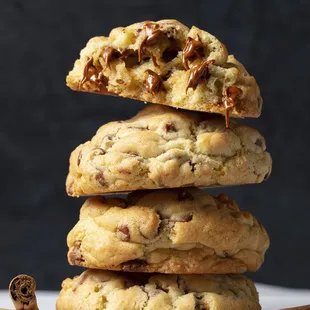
left=66, top=19, right=262, bottom=122
left=67, top=188, right=269, bottom=274
left=66, top=105, right=272, bottom=196
left=56, top=269, right=261, bottom=310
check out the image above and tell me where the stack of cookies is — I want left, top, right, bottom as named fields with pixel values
left=57, top=20, right=272, bottom=310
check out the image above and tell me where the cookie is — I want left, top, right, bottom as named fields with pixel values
left=56, top=269, right=261, bottom=310
left=66, top=19, right=262, bottom=123
left=67, top=188, right=269, bottom=274
left=66, top=105, right=272, bottom=196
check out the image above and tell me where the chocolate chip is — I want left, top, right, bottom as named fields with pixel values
left=116, top=79, right=125, bottom=84
left=264, top=172, right=270, bottom=180
left=95, top=172, right=105, bottom=186
left=121, top=260, right=147, bottom=272
left=117, top=225, right=130, bottom=241
left=164, top=122, right=177, bottom=133
left=177, top=190, right=194, bottom=201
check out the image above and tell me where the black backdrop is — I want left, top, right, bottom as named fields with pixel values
left=1, top=0, right=310, bottom=290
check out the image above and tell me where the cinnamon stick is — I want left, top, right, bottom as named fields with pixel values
left=9, top=275, right=39, bottom=310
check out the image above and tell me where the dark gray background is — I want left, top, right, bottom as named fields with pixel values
left=1, top=0, right=309, bottom=290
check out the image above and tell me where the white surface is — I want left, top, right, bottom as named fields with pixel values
left=0, top=284, right=309, bottom=309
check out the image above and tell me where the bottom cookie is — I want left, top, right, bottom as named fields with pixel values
left=56, top=269, right=261, bottom=310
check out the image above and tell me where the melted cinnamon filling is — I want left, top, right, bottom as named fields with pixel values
left=186, top=59, right=215, bottom=93
left=144, top=69, right=162, bottom=95
left=102, top=47, right=120, bottom=69
left=182, top=36, right=204, bottom=70
left=223, top=86, right=242, bottom=128
left=138, top=23, right=163, bottom=66
left=79, top=57, right=110, bottom=94
left=80, top=57, right=95, bottom=86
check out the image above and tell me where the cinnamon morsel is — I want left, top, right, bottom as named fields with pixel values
left=186, top=59, right=215, bottom=93
left=9, top=274, right=39, bottom=310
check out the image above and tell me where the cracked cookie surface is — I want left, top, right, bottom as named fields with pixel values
left=56, top=269, right=261, bottom=310
left=66, top=19, right=262, bottom=120
left=67, top=188, right=269, bottom=274
left=66, top=105, right=272, bottom=196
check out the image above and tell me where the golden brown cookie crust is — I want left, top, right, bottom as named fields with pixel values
left=66, top=105, right=272, bottom=196
left=67, top=188, right=269, bottom=274
left=56, top=269, right=261, bottom=310
left=66, top=19, right=262, bottom=120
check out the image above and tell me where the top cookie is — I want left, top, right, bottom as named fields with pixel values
left=66, top=20, right=262, bottom=123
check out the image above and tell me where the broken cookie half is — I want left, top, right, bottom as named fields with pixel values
left=66, top=19, right=262, bottom=125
